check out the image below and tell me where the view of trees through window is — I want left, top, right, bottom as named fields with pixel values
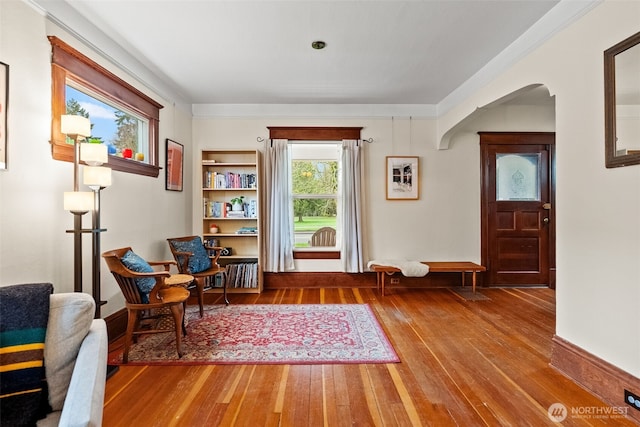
left=65, top=85, right=148, bottom=161
left=291, top=143, right=340, bottom=248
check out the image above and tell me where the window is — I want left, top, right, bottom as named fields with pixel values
left=291, top=143, right=340, bottom=250
left=49, top=37, right=163, bottom=177
left=267, top=127, right=362, bottom=260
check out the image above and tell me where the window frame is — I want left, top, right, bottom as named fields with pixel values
left=49, top=36, right=163, bottom=177
left=292, top=149, right=340, bottom=251
left=268, top=127, right=362, bottom=259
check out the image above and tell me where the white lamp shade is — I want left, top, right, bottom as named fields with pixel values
left=83, top=166, right=112, bottom=188
left=64, top=191, right=94, bottom=212
left=60, top=115, right=91, bottom=138
left=81, top=143, right=108, bottom=165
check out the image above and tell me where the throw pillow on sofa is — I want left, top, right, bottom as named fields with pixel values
left=44, top=293, right=94, bottom=411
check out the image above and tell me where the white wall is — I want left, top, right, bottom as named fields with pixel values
left=439, top=1, right=640, bottom=377
left=0, top=1, right=194, bottom=317
left=192, top=116, right=482, bottom=272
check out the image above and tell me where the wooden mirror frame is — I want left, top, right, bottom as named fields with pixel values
left=605, top=31, right=640, bottom=168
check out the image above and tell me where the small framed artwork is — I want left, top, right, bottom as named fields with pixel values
left=0, top=62, right=8, bottom=171
left=386, top=156, right=419, bottom=200
left=166, top=139, right=183, bottom=191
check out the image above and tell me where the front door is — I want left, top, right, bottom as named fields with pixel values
left=480, top=132, right=555, bottom=287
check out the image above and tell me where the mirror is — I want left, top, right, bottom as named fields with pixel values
left=605, top=31, right=640, bottom=168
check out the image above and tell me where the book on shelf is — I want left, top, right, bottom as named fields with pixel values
left=203, top=200, right=227, bottom=218
left=236, top=226, right=257, bottom=234
left=224, top=201, right=257, bottom=218
left=226, top=210, right=246, bottom=218
left=203, top=171, right=257, bottom=189
left=224, top=262, right=258, bottom=289
left=208, top=273, right=225, bottom=288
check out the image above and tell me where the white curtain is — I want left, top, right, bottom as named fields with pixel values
left=341, top=140, right=364, bottom=272
left=264, top=139, right=295, bottom=272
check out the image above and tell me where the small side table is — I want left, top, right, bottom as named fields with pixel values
left=166, top=274, right=194, bottom=288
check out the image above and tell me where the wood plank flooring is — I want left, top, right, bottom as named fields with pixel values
left=104, top=287, right=635, bottom=426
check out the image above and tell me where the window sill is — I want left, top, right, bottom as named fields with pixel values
left=51, top=143, right=160, bottom=177
left=293, top=250, right=340, bottom=260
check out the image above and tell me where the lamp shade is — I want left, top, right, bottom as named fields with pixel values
left=81, top=143, right=108, bottom=165
left=83, top=166, right=112, bottom=188
left=61, top=115, right=91, bottom=138
left=64, top=191, right=94, bottom=212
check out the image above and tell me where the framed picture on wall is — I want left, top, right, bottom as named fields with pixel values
left=0, top=62, right=8, bottom=171
left=386, top=156, right=419, bottom=200
left=166, top=139, right=183, bottom=191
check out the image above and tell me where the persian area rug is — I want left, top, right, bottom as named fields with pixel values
left=110, top=304, right=400, bottom=365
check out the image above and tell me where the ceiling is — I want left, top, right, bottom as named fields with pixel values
left=32, top=0, right=596, bottom=109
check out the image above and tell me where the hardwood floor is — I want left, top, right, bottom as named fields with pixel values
left=104, top=287, right=635, bottom=426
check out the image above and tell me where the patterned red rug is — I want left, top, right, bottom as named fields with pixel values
left=110, top=304, right=399, bottom=365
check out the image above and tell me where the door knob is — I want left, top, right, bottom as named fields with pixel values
left=543, top=217, right=550, bottom=224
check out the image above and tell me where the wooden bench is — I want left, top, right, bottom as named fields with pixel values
left=369, top=262, right=486, bottom=296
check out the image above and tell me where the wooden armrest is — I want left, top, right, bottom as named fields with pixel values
left=148, top=273, right=173, bottom=302
left=127, top=270, right=171, bottom=278
left=204, top=246, right=224, bottom=266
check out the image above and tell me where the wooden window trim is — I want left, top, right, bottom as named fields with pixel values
left=293, top=251, right=341, bottom=260
left=269, top=126, right=362, bottom=260
left=268, top=126, right=362, bottom=141
left=49, top=36, right=163, bottom=177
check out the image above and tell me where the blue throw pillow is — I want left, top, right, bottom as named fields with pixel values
left=170, top=237, right=211, bottom=274
left=121, top=250, right=155, bottom=303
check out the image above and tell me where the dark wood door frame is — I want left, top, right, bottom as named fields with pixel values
left=479, top=132, right=556, bottom=288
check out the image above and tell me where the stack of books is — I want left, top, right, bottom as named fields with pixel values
left=225, top=262, right=259, bottom=288
left=227, top=210, right=246, bottom=218
left=236, top=227, right=257, bottom=234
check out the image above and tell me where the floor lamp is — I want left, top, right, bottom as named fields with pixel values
left=62, top=115, right=111, bottom=317
left=62, top=115, right=118, bottom=379
left=62, top=115, right=93, bottom=294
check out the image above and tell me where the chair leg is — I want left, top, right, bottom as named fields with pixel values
left=182, top=301, right=187, bottom=336
left=195, top=278, right=205, bottom=317
left=222, top=272, right=229, bottom=305
left=124, top=309, right=137, bottom=364
left=169, top=304, right=184, bottom=358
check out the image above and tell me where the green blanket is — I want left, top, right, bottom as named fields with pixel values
left=0, top=283, right=53, bottom=426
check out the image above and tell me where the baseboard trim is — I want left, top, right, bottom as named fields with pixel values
left=263, top=271, right=476, bottom=289
left=104, top=308, right=127, bottom=343
left=550, top=335, right=640, bottom=424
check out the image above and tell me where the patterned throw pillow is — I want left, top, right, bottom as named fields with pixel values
left=170, top=237, right=212, bottom=274
left=121, top=250, right=155, bottom=303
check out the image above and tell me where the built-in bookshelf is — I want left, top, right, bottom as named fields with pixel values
left=201, top=149, right=262, bottom=293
